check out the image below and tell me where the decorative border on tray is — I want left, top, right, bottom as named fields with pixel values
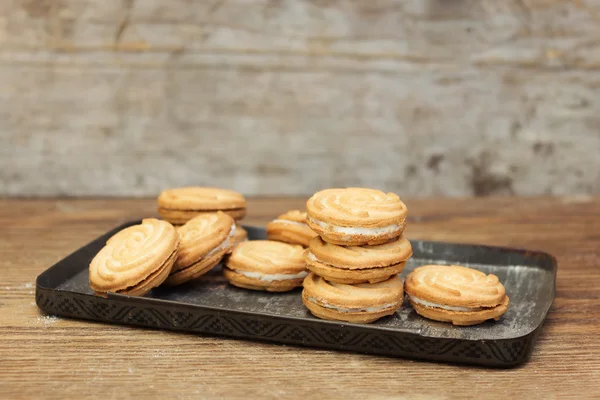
left=36, top=288, right=537, bottom=367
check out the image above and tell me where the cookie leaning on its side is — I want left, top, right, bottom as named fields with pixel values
left=89, top=218, right=179, bottom=297
left=224, top=240, right=308, bottom=292
left=165, top=211, right=236, bottom=286
left=405, top=264, right=510, bottom=326
left=157, top=187, right=247, bottom=225
left=302, top=273, right=404, bottom=323
left=306, top=235, right=412, bottom=284
left=231, top=225, right=248, bottom=248
left=306, top=188, right=407, bottom=246
left=266, top=210, right=317, bottom=247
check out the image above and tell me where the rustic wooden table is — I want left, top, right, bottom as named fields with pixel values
left=1, top=197, right=599, bottom=399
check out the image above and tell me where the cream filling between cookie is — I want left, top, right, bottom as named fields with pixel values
left=307, top=297, right=396, bottom=313
left=271, top=219, right=308, bottom=227
left=194, top=224, right=236, bottom=263
left=306, top=252, right=319, bottom=262
left=409, top=295, right=485, bottom=312
left=308, top=217, right=401, bottom=236
left=235, top=270, right=309, bottom=282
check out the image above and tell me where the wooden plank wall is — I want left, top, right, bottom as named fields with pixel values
left=1, top=0, right=599, bottom=196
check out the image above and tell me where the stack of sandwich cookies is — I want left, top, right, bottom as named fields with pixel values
left=89, top=218, right=179, bottom=297
left=405, top=264, right=509, bottom=326
left=157, top=187, right=247, bottom=225
left=301, top=187, right=412, bottom=324
left=306, top=188, right=407, bottom=246
left=224, top=240, right=308, bottom=292
left=165, top=211, right=235, bottom=286
left=266, top=210, right=317, bottom=247
left=302, top=273, right=404, bottom=323
left=306, top=236, right=412, bottom=284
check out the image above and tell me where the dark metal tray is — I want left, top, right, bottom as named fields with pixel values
left=36, top=221, right=556, bottom=367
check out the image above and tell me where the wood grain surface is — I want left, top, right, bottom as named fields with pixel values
left=1, top=196, right=599, bottom=399
left=2, top=0, right=600, bottom=197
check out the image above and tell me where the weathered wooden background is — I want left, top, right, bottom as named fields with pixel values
left=1, top=0, right=600, bottom=196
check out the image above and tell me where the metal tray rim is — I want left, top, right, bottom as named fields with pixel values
left=35, top=283, right=552, bottom=343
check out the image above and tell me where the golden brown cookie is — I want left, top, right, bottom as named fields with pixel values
left=306, top=236, right=412, bottom=284
left=266, top=210, right=317, bottom=247
left=157, top=187, right=247, bottom=224
left=232, top=225, right=248, bottom=248
left=405, top=264, right=510, bottom=326
left=302, top=273, right=404, bottom=324
left=89, top=218, right=179, bottom=297
left=224, top=240, right=308, bottom=292
left=306, top=188, right=407, bottom=246
left=164, top=212, right=235, bottom=286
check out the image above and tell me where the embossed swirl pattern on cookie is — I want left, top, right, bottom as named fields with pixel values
left=90, top=219, right=178, bottom=290
left=306, top=188, right=407, bottom=225
left=229, top=240, right=306, bottom=273
left=175, top=212, right=234, bottom=268
left=158, top=187, right=246, bottom=210
left=407, top=265, right=506, bottom=307
left=177, top=213, right=229, bottom=245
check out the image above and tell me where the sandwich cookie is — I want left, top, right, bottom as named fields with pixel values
left=266, top=210, right=317, bottom=247
left=232, top=225, right=248, bottom=248
left=302, top=273, right=404, bottom=324
left=224, top=240, right=308, bottom=292
left=89, top=218, right=179, bottom=297
left=306, top=235, right=412, bottom=284
left=405, top=264, right=510, bottom=326
left=165, top=212, right=235, bottom=286
left=158, top=187, right=247, bottom=225
left=306, top=188, right=408, bottom=246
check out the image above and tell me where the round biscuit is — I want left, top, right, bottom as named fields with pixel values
left=306, top=258, right=406, bottom=284
left=165, top=249, right=229, bottom=286
left=232, top=225, right=248, bottom=247
left=306, top=188, right=408, bottom=227
left=308, top=235, right=412, bottom=269
left=157, top=187, right=246, bottom=211
left=158, top=208, right=246, bottom=224
left=405, top=264, right=507, bottom=308
left=266, top=210, right=317, bottom=247
left=174, top=212, right=234, bottom=270
left=89, top=218, right=179, bottom=295
left=410, top=296, right=510, bottom=326
left=224, top=240, right=308, bottom=291
left=223, top=267, right=304, bottom=292
left=302, top=272, right=404, bottom=312
left=301, top=291, right=398, bottom=323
